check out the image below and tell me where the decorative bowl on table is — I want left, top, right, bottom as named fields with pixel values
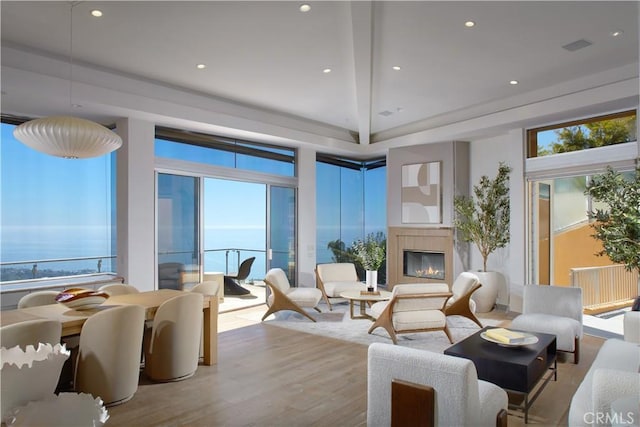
left=55, top=288, right=109, bottom=310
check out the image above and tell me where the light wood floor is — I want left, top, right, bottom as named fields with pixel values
left=106, top=304, right=604, bottom=426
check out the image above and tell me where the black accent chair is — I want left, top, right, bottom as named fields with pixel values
left=224, top=257, right=255, bottom=295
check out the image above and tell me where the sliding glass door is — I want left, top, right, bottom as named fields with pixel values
left=157, top=173, right=200, bottom=290
left=269, top=186, right=296, bottom=281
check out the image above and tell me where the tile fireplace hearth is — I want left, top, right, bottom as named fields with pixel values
left=388, top=227, right=453, bottom=288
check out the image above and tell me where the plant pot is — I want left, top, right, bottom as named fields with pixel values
left=471, top=271, right=505, bottom=312
left=366, top=270, right=378, bottom=292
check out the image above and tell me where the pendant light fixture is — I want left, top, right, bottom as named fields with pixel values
left=13, top=2, right=122, bottom=159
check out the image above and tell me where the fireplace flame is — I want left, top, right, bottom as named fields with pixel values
left=415, top=267, right=439, bottom=277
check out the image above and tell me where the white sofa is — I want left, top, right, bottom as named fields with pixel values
left=568, top=311, right=640, bottom=427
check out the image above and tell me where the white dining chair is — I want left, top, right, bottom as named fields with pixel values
left=74, top=304, right=146, bottom=406
left=0, top=319, right=62, bottom=351
left=143, top=293, right=203, bottom=382
left=17, top=291, right=59, bottom=309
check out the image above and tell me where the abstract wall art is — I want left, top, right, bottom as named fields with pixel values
left=401, top=161, right=442, bottom=223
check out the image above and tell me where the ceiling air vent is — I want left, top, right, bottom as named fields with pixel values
left=562, top=39, right=592, bottom=52
left=379, top=110, right=393, bottom=117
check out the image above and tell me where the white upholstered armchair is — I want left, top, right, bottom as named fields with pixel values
left=262, top=268, right=322, bottom=322
left=367, top=343, right=508, bottom=427
left=368, top=283, right=453, bottom=344
left=511, top=284, right=583, bottom=363
left=315, top=263, right=366, bottom=310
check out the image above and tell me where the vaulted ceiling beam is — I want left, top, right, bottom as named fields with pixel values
left=349, top=1, right=373, bottom=145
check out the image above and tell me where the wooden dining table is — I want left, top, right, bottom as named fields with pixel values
left=0, top=289, right=218, bottom=365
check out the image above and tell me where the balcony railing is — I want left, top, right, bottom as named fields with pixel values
left=570, top=264, right=639, bottom=314
left=1, top=255, right=117, bottom=284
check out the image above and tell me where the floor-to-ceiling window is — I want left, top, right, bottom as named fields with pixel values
left=1, top=118, right=117, bottom=283
left=316, top=155, right=387, bottom=282
left=155, top=128, right=297, bottom=286
left=526, top=110, right=637, bottom=312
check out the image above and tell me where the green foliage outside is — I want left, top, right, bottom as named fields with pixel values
left=454, top=163, right=512, bottom=272
left=584, top=165, right=640, bottom=274
left=538, top=116, right=636, bottom=156
left=327, top=232, right=387, bottom=284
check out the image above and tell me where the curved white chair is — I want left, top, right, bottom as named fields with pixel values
left=262, top=268, right=322, bottom=322
left=189, top=281, right=220, bottom=297
left=98, top=283, right=140, bottom=296
left=368, top=283, right=452, bottom=344
left=144, top=293, right=203, bottom=382
left=368, top=343, right=508, bottom=427
left=74, top=304, right=146, bottom=406
left=444, top=272, right=483, bottom=327
left=315, top=263, right=366, bottom=310
left=0, top=319, right=62, bottom=351
left=17, top=291, right=59, bottom=309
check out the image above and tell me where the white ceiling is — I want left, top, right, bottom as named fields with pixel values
left=1, top=1, right=638, bottom=149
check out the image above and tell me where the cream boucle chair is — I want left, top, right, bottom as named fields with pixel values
left=511, top=284, right=583, bottom=363
left=315, top=263, right=366, bottom=310
left=444, top=272, right=483, bottom=327
left=74, top=304, right=146, bottom=406
left=367, top=343, right=508, bottom=427
left=368, top=283, right=453, bottom=344
left=0, top=319, right=62, bottom=351
left=144, top=293, right=203, bottom=382
left=262, top=268, right=322, bottom=322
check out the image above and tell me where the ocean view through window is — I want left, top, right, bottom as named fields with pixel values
left=1, top=120, right=117, bottom=283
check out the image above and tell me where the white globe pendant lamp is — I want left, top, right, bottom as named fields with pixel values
left=12, top=2, right=122, bottom=159
left=13, top=116, right=122, bottom=159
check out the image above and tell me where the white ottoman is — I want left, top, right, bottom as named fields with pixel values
left=511, top=313, right=582, bottom=363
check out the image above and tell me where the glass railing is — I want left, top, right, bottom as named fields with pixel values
left=203, top=248, right=267, bottom=283
left=0, top=256, right=117, bottom=284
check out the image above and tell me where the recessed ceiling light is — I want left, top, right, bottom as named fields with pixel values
left=90, top=9, right=103, bottom=17
left=610, top=30, right=624, bottom=37
left=299, top=4, right=311, bottom=12
left=464, top=21, right=475, bottom=28
left=322, top=68, right=332, bottom=74
left=392, top=66, right=401, bottom=71
left=196, top=64, right=207, bottom=70
left=509, top=80, right=519, bottom=85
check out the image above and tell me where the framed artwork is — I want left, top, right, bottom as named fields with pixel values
left=401, top=161, right=442, bottom=223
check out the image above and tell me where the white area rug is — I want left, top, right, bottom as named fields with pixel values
left=263, top=302, right=502, bottom=353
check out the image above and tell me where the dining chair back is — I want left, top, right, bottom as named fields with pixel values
left=74, top=304, right=146, bottom=406
left=17, top=291, right=60, bottom=309
left=190, top=281, right=220, bottom=296
left=98, top=283, right=140, bottom=296
left=143, top=292, right=203, bottom=382
left=0, top=319, right=62, bottom=350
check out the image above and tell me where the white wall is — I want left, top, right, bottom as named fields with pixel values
left=116, top=118, right=156, bottom=291
left=296, top=147, right=317, bottom=287
left=468, top=129, right=525, bottom=311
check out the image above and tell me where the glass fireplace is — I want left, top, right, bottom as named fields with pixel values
left=403, top=250, right=445, bottom=280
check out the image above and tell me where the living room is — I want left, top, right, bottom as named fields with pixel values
left=1, top=2, right=639, bottom=426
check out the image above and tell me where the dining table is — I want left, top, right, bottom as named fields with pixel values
left=0, top=289, right=218, bottom=365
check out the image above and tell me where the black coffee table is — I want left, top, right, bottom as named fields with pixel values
left=444, top=327, right=557, bottom=423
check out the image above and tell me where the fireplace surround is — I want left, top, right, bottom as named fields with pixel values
left=388, top=227, right=453, bottom=288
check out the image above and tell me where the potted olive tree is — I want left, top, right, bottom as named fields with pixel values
left=351, top=232, right=386, bottom=291
left=454, top=163, right=512, bottom=312
left=585, top=165, right=640, bottom=294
